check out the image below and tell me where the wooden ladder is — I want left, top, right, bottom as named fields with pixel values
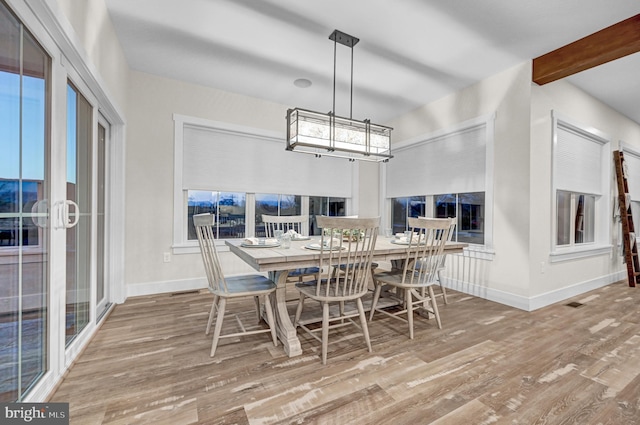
left=613, top=150, right=640, bottom=287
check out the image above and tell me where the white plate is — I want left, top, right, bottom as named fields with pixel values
left=241, top=242, right=281, bottom=248
left=390, top=239, right=410, bottom=245
left=305, top=243, right=346, bottom=251
left=390, top=239, right=424, bottom=245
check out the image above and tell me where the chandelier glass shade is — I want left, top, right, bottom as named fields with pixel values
left=286, top=30, right=393, bottom=162
left=286, top=108, right=392, bottom=161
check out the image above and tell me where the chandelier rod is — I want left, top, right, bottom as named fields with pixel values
left=330, top=30, right=358, bottom=120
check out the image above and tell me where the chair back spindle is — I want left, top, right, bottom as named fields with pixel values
left=403, top=217, right=454, bottom=287
left=194, top=213, right=228, bottom=295
left=262, top=214, right=308, bottom=237
left=316, top=216, right=379, bottom=300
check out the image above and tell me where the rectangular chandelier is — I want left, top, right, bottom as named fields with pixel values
left=286, top=108, right=393, bottom=162
left=286, top=30, right=393, bottom=162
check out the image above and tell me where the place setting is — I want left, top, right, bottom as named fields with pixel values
left=241, top=237, right=280, bottom=248
left=390, top=231, right=425, bottom=245
left=304, top=237, right=347, bottom=251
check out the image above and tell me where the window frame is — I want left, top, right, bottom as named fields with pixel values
left=550, top=111, right=611, bottom=262
left=173, top=114, right=357, bottom=254
left=556, top=190, right=596, bottom=247
left=380, top=114, right=495, bottom=259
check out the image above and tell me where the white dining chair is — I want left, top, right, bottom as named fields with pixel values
left=369, top=217, right=455, bottom=339
left=420, top=216, right=457, bottom=305
left=294, top=216, right=380, bottom=364
left=262, top=214, right=319, bottom=283
left=194, top=213, right=278, bottom=357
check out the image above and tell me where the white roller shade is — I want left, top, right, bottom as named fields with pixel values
left=623, top=150, right=640, bottom=200
left=387, top=125, right=486, bottom=198
left=183, top=125, right=352, bottom=197
left=554, top=123, right=605, bottom=195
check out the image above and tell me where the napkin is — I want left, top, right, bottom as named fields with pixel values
left=323, top=238, right=341, bottom=247
left=243, top=238, right=278, bottom=245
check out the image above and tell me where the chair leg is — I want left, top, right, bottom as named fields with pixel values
left=369, top=280, right=383, bottom=321
left=406, top=288, right=414, bottom=340
left=437, top=269, right=448, bottom=304
left=339, top=301, right=345, bottom=324
left=294, top=292, right=305, bottom=327
left=420, top=287, right=430, bottom=313
left=356, top=298, right=372, bottom=353
left=428, top=286, right=442, bottom=329
left=210, top=297, right=226, bottom=357
left=321, top=302, right=330, bottom=365
left=206, top=295, right=218, bottom=335
left=263, top=293, right=278, bottom=346
left=253, top=295, right=261, bottom=322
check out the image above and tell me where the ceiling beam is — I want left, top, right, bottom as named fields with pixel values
left=533, top=14, right=640, bottom=85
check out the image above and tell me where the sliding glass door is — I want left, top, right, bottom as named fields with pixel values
left=96, top=120, right=109, bottom=318
left=0, top=1, right=50, bottom=401
left=1, top=0, right=115, bottom=400
left=65, top=82, right=92, bottom=345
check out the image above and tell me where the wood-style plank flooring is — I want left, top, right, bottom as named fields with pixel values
left=50, top=281, right=640, bottom=424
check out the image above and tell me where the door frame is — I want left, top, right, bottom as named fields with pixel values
left=6, top=0, right=126, bottom=402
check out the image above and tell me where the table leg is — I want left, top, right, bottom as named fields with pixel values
left=268, top=270, right=302, bottom=357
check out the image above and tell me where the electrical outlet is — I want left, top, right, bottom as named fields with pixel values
left=163, top=252, right=171, bottom=263
left=540, top=261, right=545, bottom=274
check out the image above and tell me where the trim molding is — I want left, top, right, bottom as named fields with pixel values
left=126, top=273, right=267, bottom=298
left=442, top=270, right=624, bottom=312
left=127, top=278, right=208, bottom=298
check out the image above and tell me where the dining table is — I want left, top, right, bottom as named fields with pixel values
left=225, top=236, right=468, bottom=357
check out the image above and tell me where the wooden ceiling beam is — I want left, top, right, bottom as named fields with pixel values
left=533, top=14, right=640, bottom=85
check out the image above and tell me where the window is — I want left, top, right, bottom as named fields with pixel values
left=186, top=192, right=346, bottom=240
left=187, top=191, right=246, bottom=239
left=435, top=192, right=485, bottom=244
left=621, top=149, right=640, bottom=235
left=551, top=112, right=609, bottom=258
left=66, top=81, right=93, bottom=346
left=309, top=196, right=345, bottom=235
left=0, top=0, right=50, bottom=401
left=391, top=196, right=426, bottom=234
left=556, top=191, right=595, bottom=246
left=174, top=115, right=355, bottom=251
left=255, top=194, right=301, bottom=236
left=385, top=114, right=494, bottom=250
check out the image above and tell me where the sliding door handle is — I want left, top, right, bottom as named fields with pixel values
left=60, top=200, right=80, bottom=229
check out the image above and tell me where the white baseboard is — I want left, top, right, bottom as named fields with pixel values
left=442, top=270, right=625, bottom=312
left=126, top=277, right=208, bottom=298
left=125, top=272, right=269, bottom=299
left=128, top=270, right=625, bottom=311
left=527, top=271, right=625, bottom=311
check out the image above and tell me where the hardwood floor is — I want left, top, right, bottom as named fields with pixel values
left=50, top=281, right=640, bottom=424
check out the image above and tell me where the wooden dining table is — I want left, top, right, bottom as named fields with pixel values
left=226, top=236, right=467, bottom=357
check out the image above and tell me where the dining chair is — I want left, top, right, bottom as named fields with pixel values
left=369, top=217, right=455, bottom=339
left=420, top=217, right=457, bottom=305
left=262, top=214, right=307, bottom=236
left=194, top=213, right=278, bottom=357
left=262, top=214, right=319, bottom=283
left=294, top=216, right=380, bottom=364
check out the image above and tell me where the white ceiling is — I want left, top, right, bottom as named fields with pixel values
left=104, top=0, right=640, bottom=125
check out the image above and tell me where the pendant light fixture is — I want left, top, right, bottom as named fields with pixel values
left=286, top=30, right=393, bottom=162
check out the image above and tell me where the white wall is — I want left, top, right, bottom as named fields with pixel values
left=386, top=62, right=534, bottom=308
left=124, top=71, right=384, bottom=295
left=53, top=0, right=637, bottom=308
left=55, top=0, right=130, bottom=116
left=528, top=78, right=640, bottom=304
left=124, top=72, right=282, bottom=291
